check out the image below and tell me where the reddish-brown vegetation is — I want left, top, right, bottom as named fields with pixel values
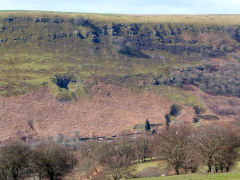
left=0, top=83, right=177, bottom=141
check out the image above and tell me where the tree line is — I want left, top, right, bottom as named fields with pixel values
left=0, top=122, right=239, bottom=180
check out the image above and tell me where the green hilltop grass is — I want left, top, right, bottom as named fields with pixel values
left=1, top=11, right=240, bottom=25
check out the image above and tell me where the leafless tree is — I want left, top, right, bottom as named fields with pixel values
left=32, top=143, right=75, bottom=180
left=0, top=142, right=31, bottom=180
left=135, top=132, right=153, bottom=163
left=97, top=138, right=136, bottom=180
left=191, top=123, right=239, bottom=173
left=156, top=123, right=193, bottom=175
left=77, top=141, right=100, bottom=180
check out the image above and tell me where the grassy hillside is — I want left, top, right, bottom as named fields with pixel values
left=0, top=12, right=240, bottom=141
left=0, top=11, right=239, bottom=101
left=0, top=12, right=240, bottom=154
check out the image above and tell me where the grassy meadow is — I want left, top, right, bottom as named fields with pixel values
left=132, top=172, right=240, bottom=180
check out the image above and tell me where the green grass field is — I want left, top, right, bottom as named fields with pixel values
left=132, top=160, right=240, bottom=180
left=132, top=172, right=240, bottom=180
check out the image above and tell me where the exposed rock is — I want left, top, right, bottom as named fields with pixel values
left=0, top=38, right=7, bottom=43
left=1, top=26, right=6, bottom=32
left=74, top=30, right=85, bottom=39
left=233, top=27, right=240, bottom=42
left=103, top=25, right=108, bottom=35
left=51, top=18, right=64, bottom=23
left=91, top=32, right=100, bottom=43
left=5, top=17, right=14, bottom=22
left=48, top=32, right=67, bottom=40
left=127, top=24, right=140, bottom=35
left=34, top=18, right=40, bottom=23
left=35, top=17, right=50, bottom=23
left=0, top=15, right=238, bottom=59
left=112, top=24, right=124, bottom=36
left=13, top=37, right=20, bottom=41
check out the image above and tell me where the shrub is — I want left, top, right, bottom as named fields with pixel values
left=193, top=117, right=199, bottom=123
left=165, top=114, right=171, bottom=130
left=166, top=63, right=240, bottom=98
left=193, top=106, right=206, bottom=115
left=170, top=104, right=182, bottom=117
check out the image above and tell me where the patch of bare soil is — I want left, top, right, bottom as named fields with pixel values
left=0, top=83, right=195, bottom=142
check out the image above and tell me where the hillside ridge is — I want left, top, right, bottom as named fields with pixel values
left=0, top=12, right=240, bottom=141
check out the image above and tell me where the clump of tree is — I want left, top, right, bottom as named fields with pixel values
left=191, top=124, right=239, bottom=173
left=0, top=142, right=31, bottom=180
left=0, top=122, right=239, bottom=179
left=155, top=122, right=240, bottom=175
left=193, top=106, right=206, bottom=115
left=170, top=104, right=182, bottom=117
left=165, top=63, right=240, bottom=98
left=164, top=104, right=182, bottom=130
left=0, top=142, right=76, bottom=180
left=32, top=143, right=74, bottom=180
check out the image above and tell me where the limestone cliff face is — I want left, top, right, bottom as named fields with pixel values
left=0, top=15, right=239, bottom=59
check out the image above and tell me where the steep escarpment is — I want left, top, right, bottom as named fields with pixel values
left=0, top=12, right=240, bottom=141
left=0, top=13, right=240, bottom=97
left=0, top=14, right=239, bottom=57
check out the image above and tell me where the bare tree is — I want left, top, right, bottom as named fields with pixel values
left=156, top=123, right=193, bottom=175
left=135, top=133, right=153, bottom=163
left=77, top=141, right=100, bottom=179
left=98, top=138, right=136, bottom=180
left=182, top=141, right=203, bottom=173
left=192, top=123, right=239, bottom=173
left=32, top=143, right=74, bottom=180
left=0, top=142, right=31, bottom=180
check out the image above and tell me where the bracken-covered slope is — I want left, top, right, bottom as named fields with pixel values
left=0, top=11, right=240, bottom=142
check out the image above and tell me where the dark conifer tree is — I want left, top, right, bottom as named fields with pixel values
left=165, top=114, right=171, bottom=130
left=145, top=119, right=151, bottom=131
